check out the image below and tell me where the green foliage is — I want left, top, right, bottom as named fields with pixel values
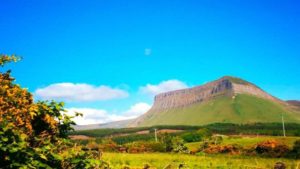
left=0, top=54, right=20, bottom=66
left=291, top=140, right=300, bottom=159
left=71, top=125, right=190, bottom=137
left=171, top=137, right=189, bottom=153
left=148, top=142, right=166, bottom=152
left=181, top=128, right=212, bottom=142
left=98, top=139, right=119, bottom=152
left=181, top=132, right=202, bottom=143
left=205, top=123, right=300, bottom=136
left=124, top=141, right=165, bottom=153
left=202, top=144, right=242, bottom=155
left=0, top=55, right=106, bottom=168
left=0, top=124, right=38, bottom=168
left=72, top=123, right=300, bottom=140
left=112, top=133, right=156, bottom=145
left=197, top=128, right=212, bottom=138
left=161, top=133, right=173, bottom=152
left=198, top=141, right=210, bottom=152
left=73, top=128, right=141, bottom=137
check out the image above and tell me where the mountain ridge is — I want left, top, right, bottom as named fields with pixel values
left=74, top=119, right=134, bottom=130
left=128, top=76, right=300, bottom=127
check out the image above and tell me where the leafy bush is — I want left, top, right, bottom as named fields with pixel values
left=203, top=144, right=242, bottom=155
left=161, top=133, right=173, bottom=152
left=290, top=140, right=300, bottom=159
left=0, top=55, right=106, bottom=168
left=181, top=128, right=212, bottom=143
left=171, top=137, right=189, bottom=154
left=181, top=132, right=202, bottom=142
left=98, top=139, right=120, bottom=152
left=124, top=141, right=165, bottom=153
left=254, top=140, right=290, bottom=158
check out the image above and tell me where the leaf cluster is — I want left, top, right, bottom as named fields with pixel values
left=0, top=55, right=107, bottom=168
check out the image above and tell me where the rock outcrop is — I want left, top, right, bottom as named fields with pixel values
left=149, top=76, right=279, bottom=112
left=152, top=77, right=233, bottom=111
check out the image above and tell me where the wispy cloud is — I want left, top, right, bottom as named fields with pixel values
left=66, top=102, right=151, bottom=125
left=140, top=79, right=189, bottom=96
left=35, top=83, right=128, bottom=102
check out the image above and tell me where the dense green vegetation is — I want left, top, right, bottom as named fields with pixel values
left=112, top=133, right=158, bottom=144
left=71, top=122, right=300, bottom=138
left=186, top=136, right=300, bottom=152
left=75, top=125, right=300, bottom=160
left=136, top=94, right=300, bottom=126
left=206, top=123, right=300, bottom=136
left=72, top=122, right=300, bottom=167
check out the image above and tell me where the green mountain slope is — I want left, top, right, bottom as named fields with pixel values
left=137, top=94, right=300, bottom=126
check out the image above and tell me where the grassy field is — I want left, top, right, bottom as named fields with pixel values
left=186, top=136, right=300, bottom=152
left=102, top=152, right=300, bottom=169
left=138, top=94, right=300, bottom=126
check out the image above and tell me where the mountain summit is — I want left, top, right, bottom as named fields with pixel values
left=129, top=76, right=300, bottom=127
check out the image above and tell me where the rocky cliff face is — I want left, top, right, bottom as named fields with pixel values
left=150, top=76, right=280, bottom=112
left=232, top=83, right=278, bottom=102
left=151, top=78, right=233, bottom=111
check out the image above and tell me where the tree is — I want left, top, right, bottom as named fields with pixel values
left=0, top=54, right=107, bottom=168
left=171, top=136, right=189, bottom=153
left=161, top=133, right=173, bottom=152
left=196, top=128, right=212, bottom=139
left=181, top=132, right=202, bottom=143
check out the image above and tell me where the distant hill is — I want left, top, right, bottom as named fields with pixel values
left=129, top=76, right=300, bottom=127
left=74, top=119, right=134, bottom=130
left=287, top=100, right=300, bottom=109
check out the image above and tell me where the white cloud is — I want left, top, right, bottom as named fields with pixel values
left=35, top=83, right=128, bottom=102
left=123, top=102, right=151, bottom=118
left=66, top=102, right=151, bottom=125
left=144, top=48, right=152, bottom=56
left=66, top=108, right=126, bottom=125
left=140, top=79, right=188, bottom=95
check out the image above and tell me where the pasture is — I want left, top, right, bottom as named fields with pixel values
left=102, top=152, right=300, bottom=169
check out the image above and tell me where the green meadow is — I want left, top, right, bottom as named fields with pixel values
left=102, top=152, right=300, bottom=169
left=186, top=136, right=300, bottom=152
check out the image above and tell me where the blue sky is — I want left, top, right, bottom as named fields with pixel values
left=1, top=0, right=300, bottom=124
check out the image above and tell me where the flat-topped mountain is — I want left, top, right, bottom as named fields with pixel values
left=146, top=76, right=280, bottom=111
left=129, top=76, right=300, bottom=127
